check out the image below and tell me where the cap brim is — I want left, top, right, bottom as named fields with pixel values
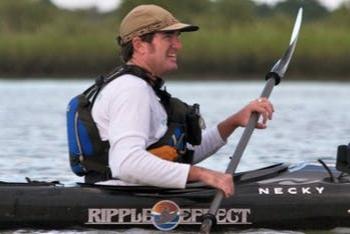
left=160, top=22, right=199, bottom=32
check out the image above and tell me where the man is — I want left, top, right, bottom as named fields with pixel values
left=91, top=4, right=274, bottom=198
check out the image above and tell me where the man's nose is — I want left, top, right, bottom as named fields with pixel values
left=172, top=36, right=182, bottom=49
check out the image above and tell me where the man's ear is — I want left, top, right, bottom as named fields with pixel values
left=132, top=37, right=146, bottom=55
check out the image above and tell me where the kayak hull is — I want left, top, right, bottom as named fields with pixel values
left=1, top=161, right=350, bottom=230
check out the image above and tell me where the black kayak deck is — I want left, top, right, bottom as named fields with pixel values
left=1, top=161, right=350, bottom=230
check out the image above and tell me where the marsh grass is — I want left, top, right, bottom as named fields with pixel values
left=1, top=1, right=349, bottom=79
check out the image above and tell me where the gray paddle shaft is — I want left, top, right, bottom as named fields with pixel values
left=199, top=8, right=303, bottom=234
left=199, top=77, right=276, bottom=233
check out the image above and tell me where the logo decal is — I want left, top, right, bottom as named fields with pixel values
left=86, top=204, right=252, bottom=226
left=151, top=200, right=181, bottom=231
left=258, top=186, right=324, bottom=195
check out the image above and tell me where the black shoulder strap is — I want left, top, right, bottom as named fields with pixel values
left=82, top=64, right=173, bottom=115
left=127, top=65, right=173, bottom=117
left=79, top=65, right=128, bottom=110
left=87, top=66, right=127, bottom=107
left=120, top=65, right=172, bottom=107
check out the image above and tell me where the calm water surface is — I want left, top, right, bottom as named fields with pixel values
left=0, top=79, right=349, bottom=234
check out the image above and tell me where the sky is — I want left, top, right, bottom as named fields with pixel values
left=50, top=0, right=348, bottom=12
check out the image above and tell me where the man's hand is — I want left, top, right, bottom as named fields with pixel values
left=218, top=98, right=274, bottom=141
left=188, top=166, right=234, bottom=198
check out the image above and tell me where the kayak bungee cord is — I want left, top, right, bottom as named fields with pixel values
left=199, top=7, right=303, bottom=234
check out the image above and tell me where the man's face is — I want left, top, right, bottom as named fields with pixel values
left=143, top=31, right=182, bottom=76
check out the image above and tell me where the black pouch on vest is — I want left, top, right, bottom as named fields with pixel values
left=186, top=103, right=202, bottom=145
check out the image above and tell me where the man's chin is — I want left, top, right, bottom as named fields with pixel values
left=161, top=65, right=178, bottom=75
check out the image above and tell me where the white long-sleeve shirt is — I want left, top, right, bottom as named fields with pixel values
left=91, top=74, right=226, bottom=188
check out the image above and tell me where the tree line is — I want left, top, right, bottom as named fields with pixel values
left=0, top=0, right=349, bottom=79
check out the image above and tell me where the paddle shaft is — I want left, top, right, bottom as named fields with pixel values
left=199, top=77, right=277, bottom=234
left=200, top=9, right=302, bottom=233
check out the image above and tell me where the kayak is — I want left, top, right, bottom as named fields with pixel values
left=1, top=160, right=349, bottom=231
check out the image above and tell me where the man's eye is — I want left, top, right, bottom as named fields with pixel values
left=160, top=31, right=181, bottom=40
left=164, top=32, right=173, bottom=38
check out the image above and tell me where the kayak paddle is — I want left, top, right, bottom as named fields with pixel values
left=199, top=7, right=303, bottom=234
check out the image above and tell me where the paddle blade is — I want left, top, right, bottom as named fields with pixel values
left=267, top=7, right=303, bottom=83
left=290, top=8, right=303, bottom=45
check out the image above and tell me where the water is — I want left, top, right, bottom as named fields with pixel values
left=0, top=79, right=349, bottom=234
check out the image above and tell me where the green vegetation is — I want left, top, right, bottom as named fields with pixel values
left=1, top=0, right=350, bottom=79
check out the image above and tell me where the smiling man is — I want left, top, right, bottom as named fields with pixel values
left=87, top=4, right=274, bottom=197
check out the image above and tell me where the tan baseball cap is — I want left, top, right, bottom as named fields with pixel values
left=118, top=4, right=199, bottom=45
